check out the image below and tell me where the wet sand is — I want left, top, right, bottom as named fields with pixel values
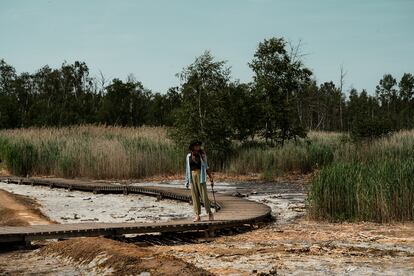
left=0, top=189, right=52, bottom=226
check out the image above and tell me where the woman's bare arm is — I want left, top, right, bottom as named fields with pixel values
left=207, top=169, right=214, bottom=185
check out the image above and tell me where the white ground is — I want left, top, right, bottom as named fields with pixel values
left=0, top=182, right=194, bottom=224
left=0, top=180, right=307, bottom=225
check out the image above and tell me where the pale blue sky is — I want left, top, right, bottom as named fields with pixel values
left=1, top=0, right=413, bottom=94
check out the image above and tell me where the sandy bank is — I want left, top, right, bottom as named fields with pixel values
left=0, top=189, right=52, bottom=226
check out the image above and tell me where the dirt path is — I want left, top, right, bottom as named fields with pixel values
left=0, top=189, right=52, bottom=226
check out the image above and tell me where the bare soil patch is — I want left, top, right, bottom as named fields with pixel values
left=139, top=171, right=313, bottom=184
left=0, top=189, right=53, bottom=226
left=40, top=237, right=212, bottom=275
left=155, top=219, right=414, bottom=275
left=0, top=249, right=88, bottom=275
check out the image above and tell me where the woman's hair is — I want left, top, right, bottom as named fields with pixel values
left=193, top=148, right=205, bottom=154
left=191, top=148, right=206, bottom=162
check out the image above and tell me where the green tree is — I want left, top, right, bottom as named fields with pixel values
left=13, top=73, right=34, bottom=127
left=98, top=78, right=151, bottom=126
left=171, top=51, right=233, bottom=168
left=397, top=73, right=414, bottom=128
left=147, top=87, right=182, bottom=126
left=226, top=82, right=263, bottom=141
left=347, top=88, right=379, bottom=130
left=249, top=38, right=311, bottom=144
left=318, top=82, right=343, bottom=131
left=399, top=73, right=414, bottom=101
left=23, top=61, right=98, bottom=127
left=0, top=59, right=20, bottom=128
left=376, top=74, right=397, bottom=118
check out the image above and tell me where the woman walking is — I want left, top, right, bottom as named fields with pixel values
left=185, top=140, right=214, bottom=222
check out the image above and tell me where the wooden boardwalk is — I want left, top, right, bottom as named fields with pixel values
left=0, top=177, right=271, bottom=243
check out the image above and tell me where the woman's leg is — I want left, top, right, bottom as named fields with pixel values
left=191, top=171, right=201, bottom=215
left=199, top=182, right=212, bottom=214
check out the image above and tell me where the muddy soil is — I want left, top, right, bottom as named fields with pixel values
left=0, top=189, right=52, bottom=226
left=39, top=237, right=211, bottom=275
left=0, top=188, right=85, bottom=275
left=0, top=237, right=211, bottom=276
left=130, top=178, right=414, bottom=275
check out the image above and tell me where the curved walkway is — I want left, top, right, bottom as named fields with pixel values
left=0, top=177, right=271, bottom=243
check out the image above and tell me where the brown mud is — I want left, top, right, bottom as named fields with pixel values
left=0, top=189, right=53, bottom=226
left=39, top=237, right=211, bottom=275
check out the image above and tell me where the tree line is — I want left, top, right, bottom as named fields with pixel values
left=1, top=37, right=413, bottom=145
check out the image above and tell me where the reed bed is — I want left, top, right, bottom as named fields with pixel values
left=0, top=125, right=340, bottom=179
left=308, top=131, right=414, bottom=222
left=226, top=141, right=335, bottom=179
left=1, top=126, right=414, bottom=222
left=0, top=125, right=183, bottom=179
left=309, top=159, right=414, bottom=222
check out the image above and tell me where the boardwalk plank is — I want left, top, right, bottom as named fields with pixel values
left=0, top=177, right=271, bottom=242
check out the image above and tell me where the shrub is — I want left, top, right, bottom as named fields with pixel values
left=351, top=118, right=393, bottom=141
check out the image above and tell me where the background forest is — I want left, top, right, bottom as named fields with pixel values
left=1, top=37, right=413, bottom=142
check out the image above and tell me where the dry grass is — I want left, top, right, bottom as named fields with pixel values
left=0, top=125, right=171, bottom=144
left=0, top=125, right=340, bottom=180
left=0, top=125, right=183, bottom=179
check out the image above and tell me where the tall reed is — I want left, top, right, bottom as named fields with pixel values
left=309, top=159, right=414, bottom=222
left=226, top=138, right=336, bottom=179
left=0, top=125, right=184, bottom=179
left=308, top=131, right=414, bottom=222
